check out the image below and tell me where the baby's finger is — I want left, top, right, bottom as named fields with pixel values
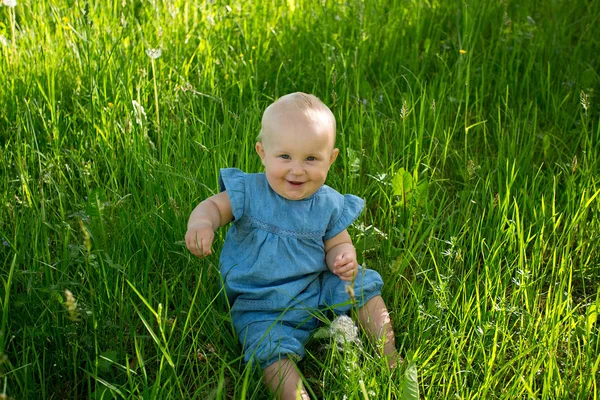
left=335, top=262, right=354, bottom=274
left=189, top=235, right=208, bottom=257
left=201, top=237, right=212, bottom=256
left=338, top=271, right=354, bottom=282
left=186, top=235, right=200, bottom=256
left=191, top=240, right=203, bottom=257
left=334, top=254, right=349, bottom=267
left=341, top=268, right=357, bottom=279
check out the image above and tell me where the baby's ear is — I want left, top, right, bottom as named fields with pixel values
left=329, top=148, right=339, bottom=165
left=255, top=142, right=266, bottom=165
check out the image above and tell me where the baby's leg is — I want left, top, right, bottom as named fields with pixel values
left=263, top=358, right=310, bottom=400
left=358, top=295, right=400, bottom=368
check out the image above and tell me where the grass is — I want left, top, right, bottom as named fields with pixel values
left=1, top=0, right=599, bottom=398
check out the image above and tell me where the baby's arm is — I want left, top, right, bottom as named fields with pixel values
left=324, top=230, right=358, bottom=282
left=185, top=191, right=233, bottom=257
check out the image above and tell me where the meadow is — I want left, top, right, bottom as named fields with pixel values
left=1, top=0, right=599, bottom=398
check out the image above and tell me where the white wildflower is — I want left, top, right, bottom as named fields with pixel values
left=440, top=236, right=463, bottom=261
left=444, top=236, right=457, bottom=247
left=441, top=248, right=454, bottom=258
left=330, top=315, right=360, bottom=346
left=3, top=0, right=17, bottom=7
left=0, top=35, right=8, bottom=47
left=145, top=48, right=162, bottom=59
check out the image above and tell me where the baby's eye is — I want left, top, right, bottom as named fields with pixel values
left=280, top=154, right=291, bottom=160
left=306, top=156, right=316, bottom=161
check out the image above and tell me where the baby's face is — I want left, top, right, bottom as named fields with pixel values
left=256, top=113, right=338, bottom=200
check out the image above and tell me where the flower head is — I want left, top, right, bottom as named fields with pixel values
left=146, top=48, right=162, bottom=59
left=330, top=315, right=360, bottom=346
left=3, top=0, right=17, bottom=7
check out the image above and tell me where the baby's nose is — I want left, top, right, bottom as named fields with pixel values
left=290, top=162, right=304, bottom=175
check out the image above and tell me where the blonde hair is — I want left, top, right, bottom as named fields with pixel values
left=257, top=92, right=336, bottom=143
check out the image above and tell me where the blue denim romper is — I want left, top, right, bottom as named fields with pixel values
left=218, top=168, right=383, bottom=369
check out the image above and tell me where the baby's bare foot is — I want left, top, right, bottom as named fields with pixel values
left=385, top=344, right=402, bottom=369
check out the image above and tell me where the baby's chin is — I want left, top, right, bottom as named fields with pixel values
left=273, top=185, right=318, bottom=201
left=276, top=191, right=312, bottom=201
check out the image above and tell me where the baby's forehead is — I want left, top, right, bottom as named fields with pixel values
left=266, top=104, right=334, bottom=129
left=266, top=95, right=334, bottom=122
left=265, top=108, right=319, bottom=128
left=264, top=114, right=335, bottom=140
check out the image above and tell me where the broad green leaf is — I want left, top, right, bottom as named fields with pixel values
left=392, top=168, right=414, bottom=199
left=354, top=224, right=383, bottom=253
left=347, top=147, right=362, bottom=175
left=393, top=168, right=428, bottom=208
left=415, top=181, right=429, bottom=205
left=401, top=359, right=420, bottom=400
left=312, top=326, right=331, bottom=339
left=98, top=350, right=118, bottom=373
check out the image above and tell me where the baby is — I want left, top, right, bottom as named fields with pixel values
left=185, top=92, right=398, bottom=399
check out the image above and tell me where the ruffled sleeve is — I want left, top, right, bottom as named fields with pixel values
left=218, top=168, right=245, bottom=221
left=324, top=194, right=364, bottom=240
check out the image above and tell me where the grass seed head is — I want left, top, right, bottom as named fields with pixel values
left=64, top=290, right=80, bottom=321
left=400, top=100, right=408, bottom=120
left=79, top=219, right=91, bottom=253
left=580, top=90, right=589, bottom=111
left=344, top=283, right=355, bottom=303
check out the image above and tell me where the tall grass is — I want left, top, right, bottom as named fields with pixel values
left=1, top=0, right=599, bottom=398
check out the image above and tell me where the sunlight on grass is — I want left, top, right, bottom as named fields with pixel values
left=0, top=0, right=599, bottom=398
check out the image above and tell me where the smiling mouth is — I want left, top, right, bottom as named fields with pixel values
left=287, top=181, right=305, bottom=186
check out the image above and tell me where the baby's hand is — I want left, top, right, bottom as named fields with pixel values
left=185, top=225, right=214, bottom=257
left=333, top=252, right=358, bottom=282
